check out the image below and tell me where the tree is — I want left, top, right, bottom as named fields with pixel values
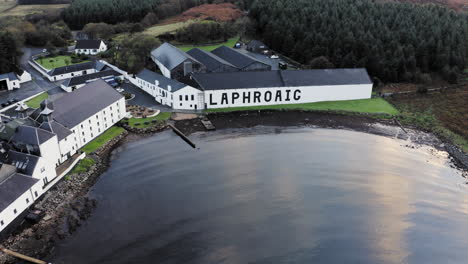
left=0, top=31, right=22, bottom=74
left=309, top=56, right=335, bottom=69
left=115, top=33, right=161, bottom=73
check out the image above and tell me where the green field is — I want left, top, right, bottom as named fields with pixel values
left=35, top=55, right=88, bottom=70
left=206, top=98, right=399, bottom=115
left=144, top=20, right=196, bottom=37
left=177, top=37, right=239, bottom=52
left=68, top=158, right=96, bottom=175
left=0, top=4, right=69, bottom=17
left=127, top=112, right=171, bottom=128
left=25, top=92, right=49, bottom=109
left=81, top=126, right=125, bottom=154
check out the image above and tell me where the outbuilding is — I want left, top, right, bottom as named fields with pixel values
left=211, top=46, right=271, bottom=72
left=61, top=69, right=122, bottom=92
left=0, top=71, right=31, bottom=91
left=187, top=48, right=239, bottom=73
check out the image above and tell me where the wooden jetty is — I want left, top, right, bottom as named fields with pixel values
left=0, top=247, right=50, bottom=264
left=168, top=124, right=196, bottom=148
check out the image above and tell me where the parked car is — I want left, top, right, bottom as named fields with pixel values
left=1, top=102, right=10, bottom=107
left=8, top=98, right=18, bottom=104
left=270, top=55, right=279, bottom=59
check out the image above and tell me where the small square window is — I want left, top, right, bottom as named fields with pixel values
left=13, top=209, right=17, bottom=214
left=0, top=220, right=4, bottom=226
left=34, top=191, right=38, bottom=197
left=26, top=198, right=29, bottom=204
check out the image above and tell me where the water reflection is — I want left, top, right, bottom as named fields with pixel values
left=52, top=128, right=468, bottom=264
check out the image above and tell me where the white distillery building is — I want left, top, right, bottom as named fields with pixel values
left=133, top=68, right=204, bottom=110
left=0, top=79, right=125, bottom=233
left=0, top=71, right=32, bottom=91
left=61, top=69, right=122, bottom=92
left=74, top=40, right=108, bottom=55
left=191, top=69, right=373, bottom=109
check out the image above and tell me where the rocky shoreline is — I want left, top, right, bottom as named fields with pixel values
left=0, top=110, right=466, bottom=263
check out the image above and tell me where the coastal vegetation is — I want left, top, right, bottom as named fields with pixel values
left=68, top=157, right=95, bottom=175
left=206, top=98, right=399, bottom=115
left=81, top=126, right=125, bottom=154
left=126, top=112, right=171, bottom=128
left=249, top=0, right=467, bottom=83
left=25, top=92, right=49, bottom=108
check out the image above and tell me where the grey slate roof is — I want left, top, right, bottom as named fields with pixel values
left=0, top=72, right=18, bottom=81
left=62, top=70, right=121, bottom=87
left=51, top=79, right=123, bottom=128
left=211, top=46, right=269, bottom=69
left=0, top=172, right=38, bottom=211
left=151, top=43, right=200, bottom=71
left=8, top=150, right=40, bottom=176
left=192, top=69, right=373, bottom=91
left=13, top=125, right=56, bottom=146
left=49, top=61, right=96, bottom=76
left=75, top=40, right=102, bottom=49
left=136, top=68, right=187, bottom=92
left=39, top=121, right=72, bottom=141
left=187, top=48, right=238, bottom=72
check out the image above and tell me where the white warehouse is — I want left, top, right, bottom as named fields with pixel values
left=191, top=69, right=373, bottom=109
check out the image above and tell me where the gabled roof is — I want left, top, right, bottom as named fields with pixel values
left=0, top=172, right=38, bottom=211
left=192, top=68, right=373, bottom=90
left=136, top=69, right=188, bottom=92
left=187, top=48, right=238, bottom=72
left=151, top=43, right=200, bottom=71
left=0, top=72, right=18, bottom=81
left=8, top=150, right=40, bottom=176
left=13, top=125, right=56, bottom=146
left=75, top=40, right=103, bottom=49
left=62, top=69, right=121, bottom=87
left=39, top=121, right=72, bottom=141
left=51, top=79, right=123, bottom=128
left=49, top=61, right=96, bottom=76
left=211, top=46, right=269, bottom=69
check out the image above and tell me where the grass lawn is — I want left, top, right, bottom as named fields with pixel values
left=68, top=158, right=96, bottom=176
left=81, top=126, right=125, bottom=154
left=144, top=20, right=196, bottom=37
left=206, top=98, right=399, bottom=115
left=35, top=55, right=88, bottom=70
left=177, top=37, right=239, bottom=52
left=25, top=92, right=48, bottom=109
left=0, top=0, right=16, bottom=13
left=127, top=112, right=171, bottom=128
left=0, top=4, right=68, bottom=17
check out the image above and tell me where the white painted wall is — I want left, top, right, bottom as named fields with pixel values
left=0, top=76, right=19, bottom=91
left=50, top=68, right=97, bottom=82
left=204, top=84, right=373, bottom=109
left=152, top=59, right=171, bottom=79
left=173, top=86, right=204, bottom=110
left=18, top=71, right=32, bottom=84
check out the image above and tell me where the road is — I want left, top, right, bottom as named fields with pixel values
left=0, top=47, right=64, bottom=109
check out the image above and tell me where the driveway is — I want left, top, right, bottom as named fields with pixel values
left=0, top=47, right=64, bottom=108
left=121, top=82, right=173, bottom=112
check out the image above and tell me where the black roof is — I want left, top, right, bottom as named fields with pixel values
left=51, top=79, right=123, bottom=128
left=151, top=43, right=200, bottom=71
left=75, top=40, right=103, bottom=49
left=187, top=48, right=238, bottom=72
left=211, top=46, right=269, bottom=69
left=13, top=125, right=56, bottom=146
left=8, top=150, right=40, bottom=176
left=0, top=172, right=38, bottom=211
left=62, top=70, right=121, bottom=87
left=192, top=69, right=373, bottom=91
left=39, top=121, right=72, bottom=141
left=49, top=61, right=96, bottom=76
left=136, top=68, right=187, bottom=92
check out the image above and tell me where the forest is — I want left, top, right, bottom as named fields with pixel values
left=0, top=32, right=22, bottom=74
left=62, top=0, right=221, bottom=29
left=250, top=0, right=468, bottom=83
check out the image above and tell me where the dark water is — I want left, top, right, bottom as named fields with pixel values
left=52, top=127, right=468, bottom=264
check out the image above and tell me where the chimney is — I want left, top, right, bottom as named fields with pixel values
left=168, top=85, right=172, bottom=92
left=155, top=80, right=159, bottom=86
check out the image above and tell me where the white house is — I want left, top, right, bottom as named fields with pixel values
left=0, top=79, right=125, bottom=233
left=46, top=61, right=98, bottom=82
left=133, top=68, right=204, bottom=110
left=75, top=40, right=107, bottom=55
left=0, top=70, right=32, bottom=91
left=191, top=69, right=373, bottom=109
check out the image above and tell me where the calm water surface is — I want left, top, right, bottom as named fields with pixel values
left=52, top=128, right=468, bottom=264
